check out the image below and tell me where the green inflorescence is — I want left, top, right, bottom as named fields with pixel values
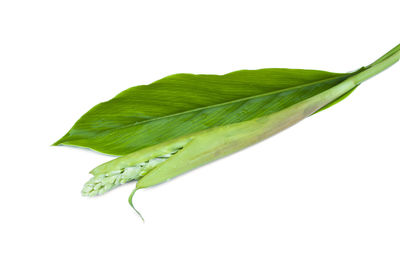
left=81, top=149, right=179, bottom=196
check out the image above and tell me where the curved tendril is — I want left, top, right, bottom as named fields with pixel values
left=128, top=188, right=144, bottom=222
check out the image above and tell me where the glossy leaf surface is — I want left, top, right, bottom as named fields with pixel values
left=54, top=69, right=355, bottom=155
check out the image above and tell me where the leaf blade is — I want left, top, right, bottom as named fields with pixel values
left=54, top=68, right=352, bottom=155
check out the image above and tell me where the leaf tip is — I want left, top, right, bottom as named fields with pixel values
left=51, top=140, right=62, bottom=146
left=129, top=188, right=145, bottom=222
left=51, top=133, right=70, bottom=146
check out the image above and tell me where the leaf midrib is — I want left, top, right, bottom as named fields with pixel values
left=78, top=72, right=352, bottom=136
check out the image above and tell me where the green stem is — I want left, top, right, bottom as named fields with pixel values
left=367, top=43, right=400, bottom=67
left=352, top=43, right=400, bottom=85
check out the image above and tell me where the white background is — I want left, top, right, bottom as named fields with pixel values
left=1, top=0, right=399, bottom=266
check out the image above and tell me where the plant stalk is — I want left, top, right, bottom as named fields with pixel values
left=353, top=44, right=400, bottom=85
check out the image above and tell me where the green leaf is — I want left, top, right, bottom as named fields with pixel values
left=54, top=68, right=353, bottom=155
left=54, top=43, right=400, bottom=157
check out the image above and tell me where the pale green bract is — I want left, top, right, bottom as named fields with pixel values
left=53, top=43, right=400, bottom=221
left=82, top=149, right=180, bottom=196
